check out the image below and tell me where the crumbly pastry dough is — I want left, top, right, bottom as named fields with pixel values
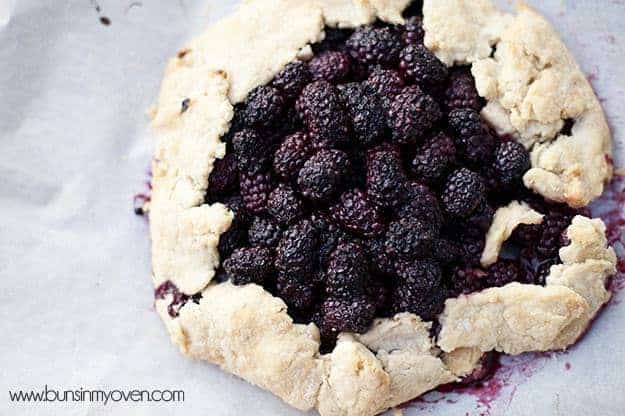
left=481, top=201, right=543, bottom=266
left=149, top=0, right=615, bottom=414
left=424, top=1, right=613, bottom=207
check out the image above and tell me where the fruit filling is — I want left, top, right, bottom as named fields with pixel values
left=157, top=7, right=579, bottom=352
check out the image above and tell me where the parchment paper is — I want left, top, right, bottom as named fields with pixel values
left=1, top=1, right=623, bottom=415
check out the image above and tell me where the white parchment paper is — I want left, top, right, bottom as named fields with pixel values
left=1, top=1, right=623, bottom=415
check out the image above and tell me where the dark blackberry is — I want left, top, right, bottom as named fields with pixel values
left=520, top=249, right=559, bottom=285
left=392, top=260, right=445, bottom=320
left=309, top=50, right=350, bottom=84
left=449, top=266, right=486, bottom=296
left=445, top=68, right=482, bottom=111
left=310, top=213, right=348, bottom=270
left=267, top=183, right=305, bottom=225
left=456, top=132, right=496, bottom=167
left=276, top=273, right=316, bottom=312
left=493, top=141, right=530, bottom=185
left=248, top=217, right=282, bottom=248
left=366, top=145, right=407, bottom=208
left=401, top=16, right=425, bottom=45
left=224, top=247, right=273, bottom=286
left=511, top=223, right=543, bottom=247
left=330, top=188, right=385, bottom=237
left=239, top=171, right=273, bottom=214
left=460, top=233, right=485, bottom=266
left=271, top=61, right=312, bottom=101
left=387, top=86, right=442, bottom=144
left=311, top=308, right=338, bottom=353
left=431, top=238, right=464, bottom=265
left=448, top=108, right=484, bottom=138
left=366, top=277, right=391, bottom=316
left=399, top=44, right=448, bottom=85
left=411, top=132, right=457, bottom=185
left=338, top=82, right=386, bottom=146
left=385, top=216, right=438, bottom=260
left=218, top=196, right=250, bottom=258
left=485, top=260, right=526, bottom=287
left=232, top=129, right=267, bottom=175
left=321, top=296, right=376, bottom=333
left=459, top=198, right=494, bottom=232
left=366, top=67, right=405, bottom=109
left=275, top=219, right=318, bottom=275
left=402, top=0, right=424, bottom=18
left=537, top=213, right=571, bottom=258
left=298, top=149, right=350, bottom=202
left=313, top=27, right=353, bottom=53
left=208, top=153, right=239, bottom=197
left=363, top=237, right=395, bottom=275
left=395, top=182, right=443, bottom=232
left=242, top=85, right=285, bottom=128
left=296, top=81, right=349, bottom=146
left=345, top=26, right=402, bottom=67
left=272, top=132, right=313, bottom=181
left=442, top=168, right=486, bottom=218
left=325, top=242, right=368, bottom=299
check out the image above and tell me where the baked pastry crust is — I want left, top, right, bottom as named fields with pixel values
left=149, top=1, right=615, bottom=415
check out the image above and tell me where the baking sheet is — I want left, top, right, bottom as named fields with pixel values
left=0, top=1, right=623, bottom=415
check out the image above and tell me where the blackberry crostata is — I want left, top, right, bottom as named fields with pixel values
left=147, top=1, right=616, bottom=414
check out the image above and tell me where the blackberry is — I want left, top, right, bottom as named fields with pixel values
left=338, top=82, right=386, bottom=146
left=485, top=260, right=526, bottom=287
left=442, top=168, right=486, bottom=218
left=224, top=247, right=273, bottom=286
left=240, top=171, right=273, bottom=213
left=399, top=44, right=448, bottom=85
left=448, top=108, right=484, bottom=138
left=208, top=153, right=238, bottom=197
left=275, top=219, right=318, bottom=275
left=411, top=132, right=457, bottom=185
left=456, top=132, right=496, bottom=167
left=309, top=50, right=350, bottom=84
left=366, top=67, right=405, bottom=109
left=460, top=233, right=485, bottom=266
left=267, top=183, right=304, bottom=225
left=330, top=188, right=385, bottom=237
left=387, top=86, right=442, bottom=144
left=242, top=85, right=285, bottom=128
left=460, top=198, right=494, bottom=232
left=273, top=132, right=313, bottom=181
left=520, top=249, right=559, bottom=285
left=511, top=223, right=543, bottom=247
left=248, top=217, right=282, bottom=248
left=271, top=61, right=312, bottom=101
left=232, top=129, right=267, bottom=175
left=321, top=296, right=376, bottom=333
left=298, top=149, right=350, bottom=202
left=392, top=260, right=445, bottom=320
left=311, top=308, right=339, bottom=353
left=345, top=26, right=402, bottom=67
left=296, top=81, right=349, bottom=146
left=537, top=213, right=571, bottom=258
left=445, top=68, right=482, bottom=111
left=402, top=0, right=424, bottom=18
left=366, top=277, right=391, bottom=316
left=449, top=266, right=486, bottom=296
left=366, top=145, right=407, bottom=208
left=218, top=196, right=249, bottom=258
left=395, top=182, right=443, bottom=232
left=311, top=213, right=348, bottom=269
left=325, top=242, right=368, bottom=299
left=276, top=273, right=316, bottom=312
left=363, top=237, right=395, bottom=275
left=431, top=238, right=464, bottom=265
left=401, top=16, right=425, bottom=45
left=385, top=216, right=438, bottom=260
left=493, top=141, right=530, bottom=185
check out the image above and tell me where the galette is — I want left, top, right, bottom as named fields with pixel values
left=146, top=0, right=616, bottom=415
